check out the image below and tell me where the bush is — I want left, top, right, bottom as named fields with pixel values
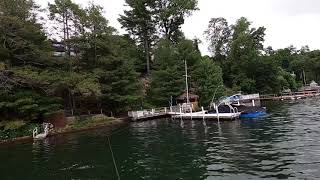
left=3, top=121, right=26, bottom=130
left=0, top=122, right=40, bottom=140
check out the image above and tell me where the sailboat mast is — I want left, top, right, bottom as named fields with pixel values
left=185, top=60, right=189, bottom=104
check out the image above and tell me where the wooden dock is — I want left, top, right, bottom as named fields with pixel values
left=260, top=90, right=320, bottom=101
left=128, top=107, right=170, bottom=121
left=128, top=105, right=240, bottom=121
left=128, top=90, right=320, bottom=121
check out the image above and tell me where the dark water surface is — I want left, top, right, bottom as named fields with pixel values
left=1, top=98, right=320, bottom=179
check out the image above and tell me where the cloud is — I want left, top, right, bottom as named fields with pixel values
left=271, top=0, right=320, bottom=15
left=35, top=0, right=320, bottom=55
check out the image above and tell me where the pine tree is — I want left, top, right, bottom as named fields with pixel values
left=193, top=57, right=224, bottom=106
left=147, top=39, right=201, bottom=107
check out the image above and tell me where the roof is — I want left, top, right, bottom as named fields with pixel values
left=176, top=92, right=199, bottom=100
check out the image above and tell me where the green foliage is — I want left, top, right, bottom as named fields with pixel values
left=193, top=57, right=224, bottom=106
left=47, top=0, right=143, bottom=114
left=148, top=67, right=185, bottom=107
left=119, top=0, right=158, bottom=73
left=147, top=38, right=205, bottom=107
left=155, top=0, right=199, bottom=42
left=119, top=0, right=198, bottom=73
left=205, top=17, right=231, bottom=57
left=290, top=49, right=320, bottom=84
left=0, top=122, right=39, bottom=140
left=98, top=55, right=143, bottom=112
left=0, top=121, right=26, bottom=130
left=2, top=0, right=320, bottom=127
left=0, top=90, right=62, bottom=121
left=0, top=0, right=39, bottom=21
left=0, top=0, right=50, bottom=67
left=206, top=17, right=303, bottom=94
left=228, top=18, right=266, bottom=93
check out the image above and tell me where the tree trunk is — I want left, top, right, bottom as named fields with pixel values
left=63, top=12, right=67, bottom=60
left=144, top=35, right=150, bottom=74
left=68, top=88, right=74, bottom=116
left=94, top=25, right=97, bottom=65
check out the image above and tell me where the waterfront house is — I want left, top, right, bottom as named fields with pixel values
left=51, top=40, right=78, bottom=57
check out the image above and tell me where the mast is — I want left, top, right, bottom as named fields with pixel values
left=303, top=69, right=307, bottom=86
left=184, top=60, right=190, bottom=104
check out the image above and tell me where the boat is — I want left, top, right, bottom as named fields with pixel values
left=172, top=61, right=241, bottom=120
left=236, top=105, right=267, bottom=118
left=172, top=105, right=241, bottom=120
left=213, top=93, right=267, bottom=119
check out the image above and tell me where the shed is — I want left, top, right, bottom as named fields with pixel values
left=176, top=92, right=199, bottom=110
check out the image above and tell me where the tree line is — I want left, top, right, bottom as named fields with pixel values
left=0, top=0, right=319, bottom=122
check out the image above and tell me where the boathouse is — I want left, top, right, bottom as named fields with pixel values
left=176, top=92, right=199, bottom=110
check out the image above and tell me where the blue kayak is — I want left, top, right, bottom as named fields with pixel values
left=234, top=106, right=267, bottom=119
left=240, top=111, right=267, bottom=118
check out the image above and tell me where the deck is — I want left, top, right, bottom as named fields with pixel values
left=128, top=106, right=240, bottom=121
left=260, top=91, right=320, bottom=101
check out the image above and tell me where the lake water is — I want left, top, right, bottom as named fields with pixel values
left=1, top=98, right=320, bottom=179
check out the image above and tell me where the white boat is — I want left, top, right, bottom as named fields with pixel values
left=172, top=112, right=241, bottom=120
left=170, top=61, right=241, bottom=120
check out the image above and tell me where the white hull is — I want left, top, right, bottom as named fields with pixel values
left=170, top=112, right=241, bottom=120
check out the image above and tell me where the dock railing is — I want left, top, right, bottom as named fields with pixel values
left=128, top=105, right=192, bottom=121
left=260, top=90, right=320, bottom=100
left=128, top=107, right=171, bottom=120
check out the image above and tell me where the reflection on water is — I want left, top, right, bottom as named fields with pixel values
left=1, top=98, right=320, bottom=179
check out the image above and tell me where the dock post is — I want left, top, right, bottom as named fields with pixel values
left=164, top=107, right=167, bottom=114
left=180, top=106, right=182, bottom=120
left=202, top=106, right=206, bottom=126
left=190, top=107, right=193, bottom=121
left=216, top=105, right=220, bottom=122
left=202, top=106, right=204, bottom=119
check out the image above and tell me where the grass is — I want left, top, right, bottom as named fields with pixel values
left=67, top=114, right=117, bottom=130
left=0, top=115, right=118, bottom=141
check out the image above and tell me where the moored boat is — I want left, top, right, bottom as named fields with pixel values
left=236, top=106, right=267, bottom=118
left=213, top=93, right=267, bottom=119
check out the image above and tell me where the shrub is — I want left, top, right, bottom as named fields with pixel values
left=3, top=121, right=26, bottom=130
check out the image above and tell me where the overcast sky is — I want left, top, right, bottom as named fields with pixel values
left=35, top=0, right=320, bottom=55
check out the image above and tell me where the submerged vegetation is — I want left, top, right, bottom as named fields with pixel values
left=0, top=0, right=320, bottom=125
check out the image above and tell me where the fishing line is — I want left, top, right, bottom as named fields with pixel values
left=105, top=122, right=131, bottom=180
left=107, top=135, right=120, bottom=180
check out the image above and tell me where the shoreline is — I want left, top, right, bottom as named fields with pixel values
left=0, top=119, right=129, bottom=145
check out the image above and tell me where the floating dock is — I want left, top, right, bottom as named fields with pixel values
left=128, top=106, right=240, bottom=121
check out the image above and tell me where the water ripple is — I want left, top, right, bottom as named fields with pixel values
left=2, top=98, right=320, bottom=179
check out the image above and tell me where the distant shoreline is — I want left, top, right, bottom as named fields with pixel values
left=0, top=119, right=128, bottom=145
